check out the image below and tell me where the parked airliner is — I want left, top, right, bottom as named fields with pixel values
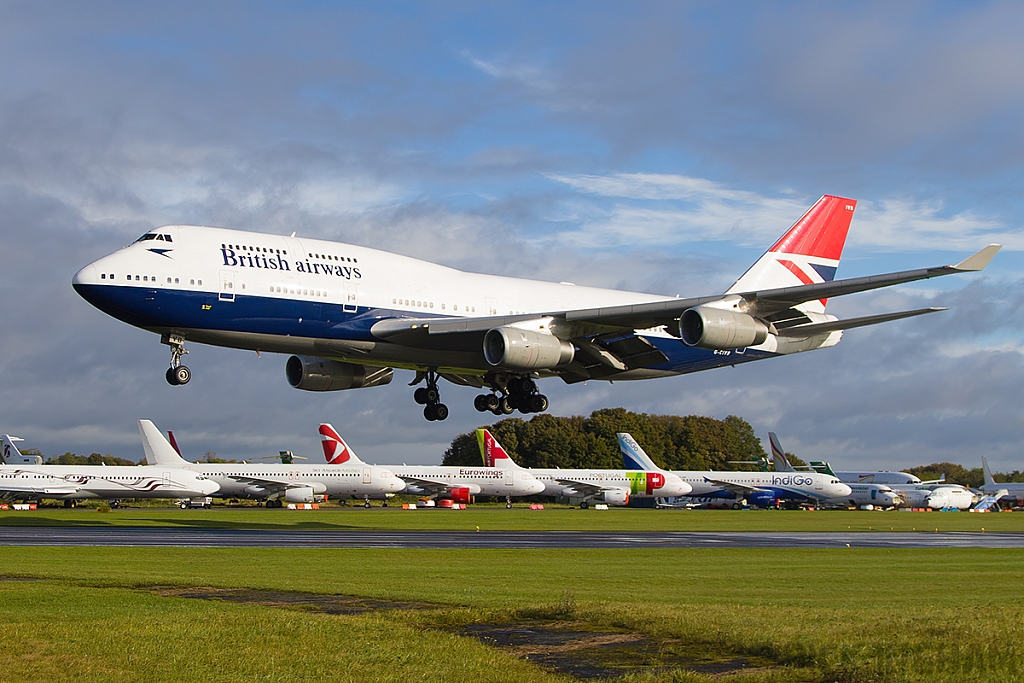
left=72, top=196, right=999, bottom=421
left=479, top=429, right=691, bottom=507
left=0, top=433, right=219, bottom=505
left=618, top=432, right=851, bottom=508
left=318, top=424, right=544, bottom=507
left=982, top=456, right=1024, bottom=505
left=139, top=420, right=404, bottom=506
left=768, top=433, right=902, bottom=508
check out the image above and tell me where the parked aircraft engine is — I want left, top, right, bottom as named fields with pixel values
left=601, top=489, right=630, bottom=506
left=286, top=356, right=393, bottom=392
left=483, top=327, right=574, bottom=369
left=449, top=487, right=473, bottom=505
left=747, top=491, right=778, bottom=508
left=679, top=306, right=769, bottom=350
left=284, top=487, right=315, bottom=504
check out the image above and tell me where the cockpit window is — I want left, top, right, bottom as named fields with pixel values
left=134, top=233, right=158, bottom=243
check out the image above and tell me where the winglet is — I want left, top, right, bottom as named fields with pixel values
left=953, top=244, right=1001, bottom=272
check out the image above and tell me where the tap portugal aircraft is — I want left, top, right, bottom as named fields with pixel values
left=72, top=196, right=1000, bottom=421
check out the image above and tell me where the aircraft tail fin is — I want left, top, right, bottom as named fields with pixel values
left=982, top=456, right=997, bottom=487
left=768, top=432, right=796, bottom=472
left=617, top=433, right=660, bottom=471
left=726, top=195, right=856, bottom=313
left=167, top=431, right=182, bottom=456
left=2, top=434, right=42, bottom=465
left=476, top=429, right=521, bottom=469
left=138, top=420, right=189, bottom=466
left=319, top=423, right=364, bottom=465
left=809, top=461, right=838, bottom=477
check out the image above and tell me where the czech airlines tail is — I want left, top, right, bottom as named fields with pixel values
left=319, top=423, right=365, bottom=465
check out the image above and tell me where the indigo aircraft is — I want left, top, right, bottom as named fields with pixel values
left=72, top=196, right=999, bottom=421
left=618, top=432, right=851, bottom=508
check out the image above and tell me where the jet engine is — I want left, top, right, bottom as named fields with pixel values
left=601, top=489, right=630, bottom=506
left=286, top=356, right=394, bottom=392
left=448, top=487, right=473, bottom=505
left=747, top=491, right=778, bottom=508
left=679, top=305, right=769, bottom=350
left=284, top=487, right=315, bottom=504
left=483, top=327, right=574, bottom=369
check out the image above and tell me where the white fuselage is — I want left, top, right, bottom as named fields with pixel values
left=166, top=462, right=405, bottom=500
left=0, top=464, right=219, bottom=500
left=835, top=471, right=921, bottom=485
left=387, top=465, right=545, bottom=497
left=892, top=484, right=975, bottom=510
left=825, top=483, right=902, bottom=508
left=519, top=468, right=690, bottom=500
left=670, top=470, right=852, bottom=502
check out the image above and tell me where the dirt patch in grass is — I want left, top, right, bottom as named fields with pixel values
left=151, top=586, right=442, bottom=615
left=461, top=621, right=777, bottom=680
left=149, top=586, right=803, bottom=680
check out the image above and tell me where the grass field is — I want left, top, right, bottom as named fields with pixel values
left=3, top=542, right=1024, bottom=682
left=3, top=505, right=1023, bottom=532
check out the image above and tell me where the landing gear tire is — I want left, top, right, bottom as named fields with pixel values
left=433, top=403, right=449, bottom=421
left=499, top=397, right=514, bottom=415
left=506, top=496, right=513, bottom=510
left=579, top=501, right=589, bottom=509
left=414, top=387, right=429, bottom=405
left=414, top=369, right=448, bottom=421
left=364, top=499, right=371, bottom=509
left=529, top=394, right=548, bottom=413
left=474, top=394, right=490, bottom=412
left=171, top=365, right=191, bottom=386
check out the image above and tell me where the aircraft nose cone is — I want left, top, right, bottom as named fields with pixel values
left=72, top=263, right=97, bottom=287
left=202, top=479, right=221, bottom=495
left=527, top=477, right=545, bottom=494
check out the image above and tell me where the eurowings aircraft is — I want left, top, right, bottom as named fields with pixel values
left=318, top=423, right=544, bottom=507
left=72, top=196, right=1000, bottom=421
left=768, top=433, right=902, bottom=507
left=138, top=420, right=404, bottom=506
left=0, top=433, right=219, bottom=504
left=617, top=432, right=851, bottom=507
left=479, top=429, right=691, bottom=507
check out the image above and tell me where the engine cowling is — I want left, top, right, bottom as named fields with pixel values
left=747, top=490, right=778, bottom=508
left=286, top=356, right=393, bottom=392
left=602, top=489, right=630, bottom=506
left=679, top=306, right=769, bottom=350
left=448, top=487, right=473, bottom=505
left=483, top=327, right=574, bottom=369
left=284, top=487, right=315, bottom=503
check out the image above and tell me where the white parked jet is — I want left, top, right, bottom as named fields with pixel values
left=619, top=432, right=851, bottom=508
left=767, top=433, right=902, bottom=508
left=0, top=433, right=219, bottom=505
left=138, top=420, right=404, bottom=507
left=981, top=456, right=1024, bottom=505
left=72, top=196, right=999, bottom=421
left=318, top=423, right=544, bottom=507
left=480, top=429, right=691, bottom=507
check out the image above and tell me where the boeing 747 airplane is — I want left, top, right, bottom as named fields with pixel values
left=72, top=196, right=1000, bottom=421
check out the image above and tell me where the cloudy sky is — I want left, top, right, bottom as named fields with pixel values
left=1, top=1, right=1021, bottom=470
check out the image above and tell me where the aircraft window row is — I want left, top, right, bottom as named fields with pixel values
left=391, top=298, right=475, bottom=313
left=224, top=244, right=286, bottom=255
left=309, top=252, right=357, bottom=263
left=112, top=274, right=199, bottom=285
left=134, top=233, right=173, bottom=243
left=270, top=286, right=328, bottom=297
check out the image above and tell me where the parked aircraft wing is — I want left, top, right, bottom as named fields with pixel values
left=394, top=476, right=456, bottom=497
left=553, top=477, right=619, bottom=498
left=703, top=477, right=768, bottom=497
left=0, top=484, right=81, bottom=497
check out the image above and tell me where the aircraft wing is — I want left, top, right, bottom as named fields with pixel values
left=703, top=477, right=768, bottom=497
left=225, top=474, right=307, bottom=493
left=370, top=245, right=1000, bottom=346
left=553, top=477, right=618, bottom=498
left=395, top=476, right=455, bottom=496
left=0, top=483, right=81, bottom=497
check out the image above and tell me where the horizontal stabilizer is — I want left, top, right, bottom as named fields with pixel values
left=774, top=308, right=947, bottom=337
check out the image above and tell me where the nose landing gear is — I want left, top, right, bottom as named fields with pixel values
left=413, top=369, right=449, bottom=421
left=162, top=333, right=191, bottom=386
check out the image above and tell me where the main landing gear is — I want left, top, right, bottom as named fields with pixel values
left=413, top=369, right=449, bottom=421
left=162, top=333, right=191, bottom=386
left=474, top=375, right=548, bottom=417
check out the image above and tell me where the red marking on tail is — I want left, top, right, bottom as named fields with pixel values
left=769, top=196, right=856, bottom=261
left=167, top=431, right=181, bottom=456
left=319, top=424, right=351, bottom=464
left=483, top=431, right=510, bottom=467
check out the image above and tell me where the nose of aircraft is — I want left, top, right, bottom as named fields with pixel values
left=72, top=263, right=98, bottom=287
left=383, top=469, right=405, bottom=493
left=664, top=474, right=691, bottom=496
left=834, top=482, right=853, bottom=497
left=199, top=477, right=221, bottom=496
left=523, top=474, right=546, bottom=495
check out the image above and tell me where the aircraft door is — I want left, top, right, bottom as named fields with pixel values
left=504, top=469, right=513, bottom=487
left=219, top=270, right=236, bottom=302
left=486, top=297, right=498, bottom=315
left=362, top=467, right=372, bottom=485
left=162, top=471, right=171, bottom=488
left=343, top=283, right=358, bottom=313
left=814, top=477, right=823, bottom=492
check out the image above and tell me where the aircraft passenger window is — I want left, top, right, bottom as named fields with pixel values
left=143, top=276, right=147, bottom=281
left=198, top=280, right=202, bottom=285
left=101, top=274, right=106, bottom=279
left=190, top=279, right=195, bottom=285
left=175, top=278, right=179, bottom=284
left=135, top=275, right=140, bottom=281
left=353, top=258, right=357, bottom=263
left=441, top=304, right=445, bottom=310
left=282, top=251, right=287, bottom=255
left=110, top=274, right=114, bottom=279
left=453, top=305, right=458, bottom=311
left=167, top=278, right=171, bottom=283
left=430, top=303, right=433, bottom=308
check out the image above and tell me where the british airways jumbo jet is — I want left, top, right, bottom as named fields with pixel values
left=72, top=196, right=999, bottom=421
